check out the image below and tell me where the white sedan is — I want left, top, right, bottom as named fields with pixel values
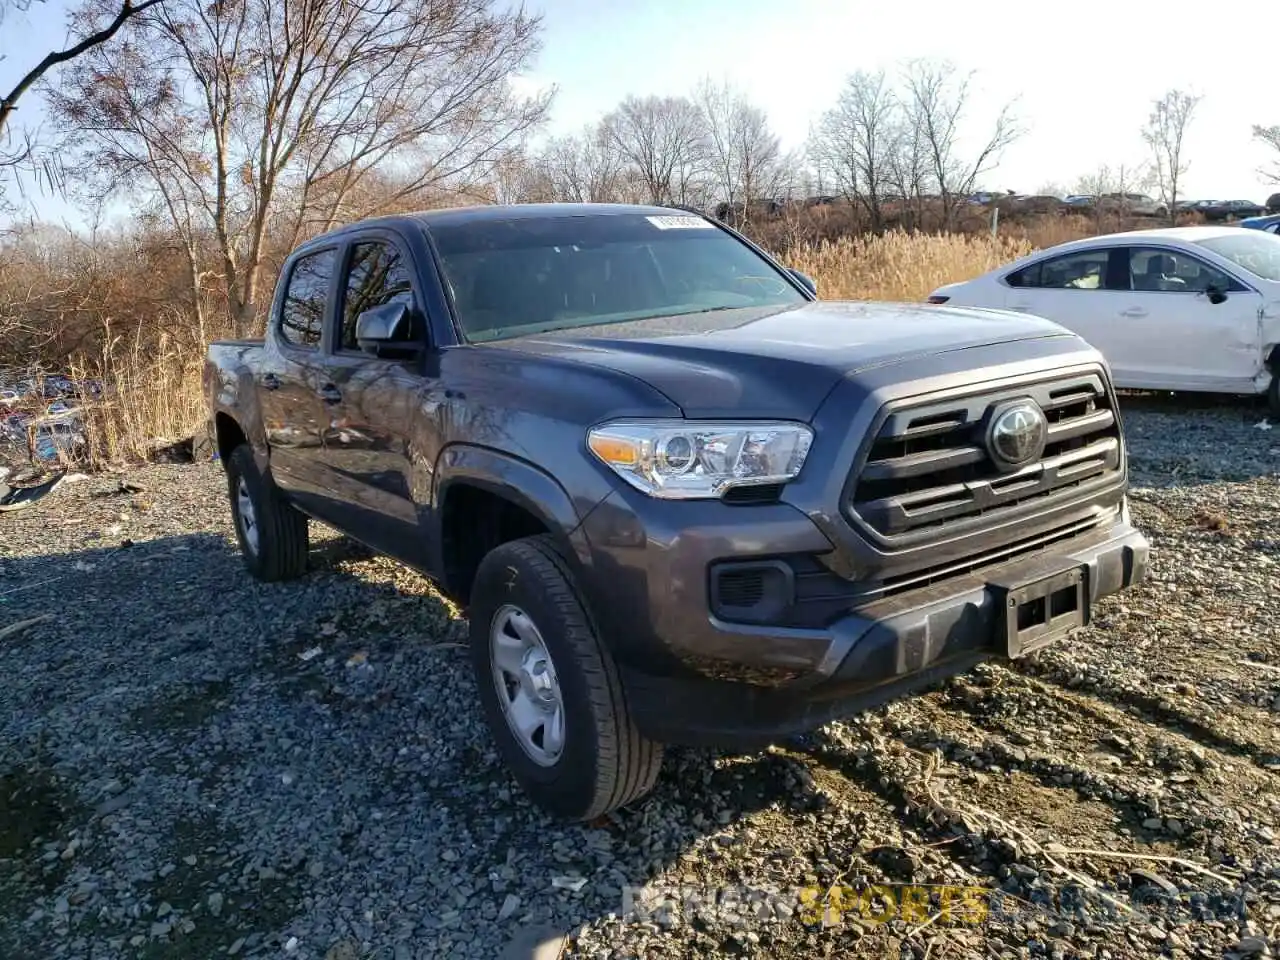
left=928, top=226, right=1280, bottom=415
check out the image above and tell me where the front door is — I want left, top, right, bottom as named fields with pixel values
left=1112, top=246, right=1263, bottom=392
left=1003, top=245, right=1127, bottom=365
left=310, top=236, right=442, bottom=566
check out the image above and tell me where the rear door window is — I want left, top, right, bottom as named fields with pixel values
left=1006, top=249, right=1112, bottom=290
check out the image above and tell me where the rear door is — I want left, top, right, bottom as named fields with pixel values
left=309, top=232, right=442, bottom=565
left=258, top=245, right=339, bottom=509
left=1108, top=245, right=1262, bottom=391
left=1002, top=246, right=1134, bottom=370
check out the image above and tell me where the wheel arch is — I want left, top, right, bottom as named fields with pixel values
left=432, top=444, right=596, bottom=603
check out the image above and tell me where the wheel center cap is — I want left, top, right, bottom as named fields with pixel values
left=520, top=649, right=556, bottom=703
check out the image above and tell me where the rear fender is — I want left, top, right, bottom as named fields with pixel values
left=207, top=363, right=270, bottom=461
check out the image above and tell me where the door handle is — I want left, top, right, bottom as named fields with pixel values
left=1120, top=307, right=1148, bottom=318
left=1009, top=302, right=1032, bottom=312
left=260, top=373, right=281, bottom=390
left=317, top=384, right=342, bottom=404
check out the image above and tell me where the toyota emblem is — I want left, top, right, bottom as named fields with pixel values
left=986, top=399, right=1047, bottom=469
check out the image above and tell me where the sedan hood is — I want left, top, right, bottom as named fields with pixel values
left=492, top=300, right=1072, bottom=419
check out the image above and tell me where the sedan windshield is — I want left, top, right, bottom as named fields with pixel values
left=428, top=212, right=808, bottom=342
left=1191, top=230, right=1280, bottom=283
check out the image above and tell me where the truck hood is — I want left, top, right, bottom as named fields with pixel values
left=491, top=300, right=1072, bottom=419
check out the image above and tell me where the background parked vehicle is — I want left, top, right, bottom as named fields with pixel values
left=927, top=225, right=1280, bottom=415
left=1241, top=213, right=1280, bottom=234
left=1097, top=193, right=1166, bottom=218
left=1201, top=200, right=1267, bottom=221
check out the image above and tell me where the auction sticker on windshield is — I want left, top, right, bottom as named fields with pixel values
left=646, top=215, right=714, bottom=230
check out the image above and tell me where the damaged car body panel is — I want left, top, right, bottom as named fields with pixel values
left=927, top=225, right=1280, bottom=415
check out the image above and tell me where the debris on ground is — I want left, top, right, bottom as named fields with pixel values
left=0, top=471, right=67, bottom=514
left=0, top=398, right=1276, bottom=959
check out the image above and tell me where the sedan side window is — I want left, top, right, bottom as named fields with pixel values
left=1125, top=247, right=1246, bottom=293
left=339, top=241, right=420, bottom=352
left=279, top=248, right=336, bottom=348
left=1006, top=249, right=1110, bottom=290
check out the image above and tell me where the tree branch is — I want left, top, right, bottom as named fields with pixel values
left=0, top=0, right=165, bottom=138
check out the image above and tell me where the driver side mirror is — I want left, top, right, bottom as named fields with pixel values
left=788, top=268, right=817, bottom=297
left=355, top=301, right=423, bottom=359
left=1203, top=282, right=1228, bottom=305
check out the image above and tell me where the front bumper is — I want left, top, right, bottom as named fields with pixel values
left=607, top=518, right=1148, bottom=748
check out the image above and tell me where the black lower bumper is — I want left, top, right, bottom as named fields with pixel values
left=623, top=522, right=1149, bottom=749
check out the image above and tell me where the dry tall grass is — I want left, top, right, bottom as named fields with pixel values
left=789, top=232, right=1034, bottom=302
left=73, top=328, right=213, bottom=465
left=784, top=216, right=1093, bottom=301
left=5, top=216, right=1098, bottom=469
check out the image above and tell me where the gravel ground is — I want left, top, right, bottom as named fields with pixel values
left=0, top=396, right=1277, bottom=960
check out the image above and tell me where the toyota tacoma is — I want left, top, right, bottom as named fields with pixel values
left=204, top=203, right=1150, bottom=821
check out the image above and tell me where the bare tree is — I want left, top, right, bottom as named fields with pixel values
left=0, top=0, right=162, bottom=205
left=1250, top=124, right=1280, bottom=186
left=600, top=95, right=708, bottom=207
left=901, top=58, right=1022, bottom=229
left=536, top=125, right=632, bottom=203
left=1071, top=162, right=1148, bottom=197
left=484, top=150, right=547, bottom=204
left=812, top=70, right=898, bottom=232
left=1142, top=89, right=1201, bottom=225
left=884, top=100, right=931, bottom=230
left=51, top=0, right=549, bottom=334
left=1071, top=162, right=1152, bottom=226
left=695, top=78, right=783, bottom=227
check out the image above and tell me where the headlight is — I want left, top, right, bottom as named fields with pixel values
left=586, top=420, right=814, bottom=499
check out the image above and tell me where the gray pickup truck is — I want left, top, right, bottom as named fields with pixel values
left=204, top=203, right=1149, bottom=821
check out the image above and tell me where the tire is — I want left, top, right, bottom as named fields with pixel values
left=468, top=534, right=664, bottom=821
left=1269, top=374, right=1280, bottom=420
left=225, top=443, right=309, bottom=582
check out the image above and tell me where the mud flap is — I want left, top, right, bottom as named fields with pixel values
left=988, top=561, right=1087, bottom=659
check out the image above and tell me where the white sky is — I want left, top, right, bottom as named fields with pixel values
left=3, top=0, right=1279, bottom=226
left=521, top=0, right=1280, bottom=200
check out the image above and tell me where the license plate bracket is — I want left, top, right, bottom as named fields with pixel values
left=988, top=563, right=1087, bottom=659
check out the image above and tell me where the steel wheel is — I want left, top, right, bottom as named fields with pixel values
left=489, top=603, right=565, bottom=767
left=235, top=476, right=260, bottom=556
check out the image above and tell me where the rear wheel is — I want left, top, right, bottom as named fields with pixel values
left=225, top=444, right=309, bottom=582
left=468, top=534, right=664, bottom=820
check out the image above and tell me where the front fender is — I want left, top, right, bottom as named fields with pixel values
left=431, top=443, right=597, bottom=569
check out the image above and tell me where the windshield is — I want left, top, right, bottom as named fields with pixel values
left=428, top=212, right=808, bottom=342
left=1192, top=230, right=1280, bottom=282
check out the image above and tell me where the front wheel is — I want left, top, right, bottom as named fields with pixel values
left=225, top=444, right=310, bottom=582
left=468, top=534, right=664, bottom=820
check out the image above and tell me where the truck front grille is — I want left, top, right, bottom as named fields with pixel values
left=845, top=370, right=1123, bottom=542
